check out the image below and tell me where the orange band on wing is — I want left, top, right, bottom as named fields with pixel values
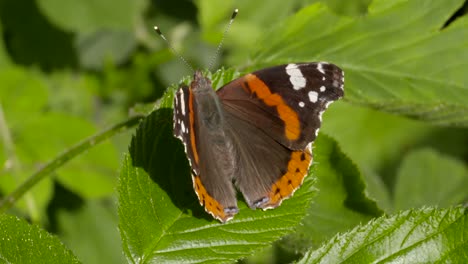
left=266, top=150, right=312, bottom=207
left=188, top=89, right=199, bottom=163
left=192, top=175, right=231, bottom=222
left=243, top=74, right=300, bottom=141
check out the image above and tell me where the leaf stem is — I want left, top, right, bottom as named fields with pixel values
left=0, top=114, right=144, bottom=213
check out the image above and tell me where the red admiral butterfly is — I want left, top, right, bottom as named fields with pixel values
left=163, top=10, right=344, bottom=222
left=173, top=62, right=344, bottom=222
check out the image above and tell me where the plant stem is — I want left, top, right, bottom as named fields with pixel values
left=0, top=114, right=144, bottom=213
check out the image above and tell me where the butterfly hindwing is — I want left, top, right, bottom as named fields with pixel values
left=223, top=108, right=312, bottom=209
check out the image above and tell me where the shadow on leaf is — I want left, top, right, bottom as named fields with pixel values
left=128, top=108, right=212, bottom=221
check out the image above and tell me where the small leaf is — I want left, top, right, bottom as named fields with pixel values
left=394, top=148, right=468, bottom=211
left=118, top=70, right=317, bottom=262
left=0, top=214, right=80, bottom=263
left=298, top=207, right=468, bottom=263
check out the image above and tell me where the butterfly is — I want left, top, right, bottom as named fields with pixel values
left=173, top=62, right=344, bottom=222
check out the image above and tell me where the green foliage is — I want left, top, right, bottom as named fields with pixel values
left=0, top=0, right=467, bottom=263
left=0, top=214, right=80, bottom=263
left=393, top=149, right=468, bottom=211
left=248, top=0, right=468, bottom=126
left=298, top=207, right=468, bottom=263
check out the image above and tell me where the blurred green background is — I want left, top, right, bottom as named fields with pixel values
left=0, top=0, right=467, bottom=263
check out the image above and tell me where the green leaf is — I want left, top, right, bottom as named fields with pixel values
left=292, top=135, right=382, bottom=247
left=75, top=30, right=137, bottom=70
left=118, top=83, right=317, bottom=262
left=322, top=102, right=432, bottom=175
left=247, top=0, right=468, bottom=126
left=0, top=67, right=49, bottom=125
left=204, top=0, right=306, bottom=65
left=57, top=200, right=126, bottom=264
left=321, top=102, right=438, bottom=212
left=317, top=0, right=372, bottom=16
left=297, top=207, right=468, bottom=263
left=15, top=113, right=117, bottom=198
left=45, top=71, right=96, bottom=117
left=0, top=172, right=53, bottom=223
left=36, top=0, right=148, bottom=33
left=0, top=214, right=80, bottom=263
left=0, top=110, right=118, bottom=220
left=393, top=149, right=468, bottom=211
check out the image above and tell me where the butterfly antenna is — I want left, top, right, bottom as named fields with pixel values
left=207, top=9, right=238, bottom=71
left=154, top=26, right=194, bottom=72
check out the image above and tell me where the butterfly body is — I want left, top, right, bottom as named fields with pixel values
left=173, top=63, right=344, bottom=222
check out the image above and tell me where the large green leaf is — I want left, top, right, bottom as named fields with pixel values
left=0, top=214, right=80, bottom=263
left=393, top=149, right=468, bottom=211
left=244, top=0, right=468, bottom=126
left=297, top=207, right=468, bottom=263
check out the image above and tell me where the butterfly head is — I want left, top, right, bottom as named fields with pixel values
left=190, top=70, right=214, bottom=94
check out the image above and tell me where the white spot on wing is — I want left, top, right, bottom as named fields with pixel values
left=286, top=64, right=306, bottom=90
left=308, top=91, right=318, bottom=103
left=306, top=142, right=313, bottom=153
left=341, top=71, right=345, bottom=90
left=180, top=89, right=186, bottom=115
left=320, top=86, right=326, bottom=92
left=181, top=122, right=186, bottom=133
left=299, top=101, right=305, bottom=108
left=317, top=63, right=325, bottom=74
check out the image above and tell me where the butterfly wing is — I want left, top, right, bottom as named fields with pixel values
left=174, top=83, right=238, bottom=223
left=218, top=62, right=344, bottom=209
left=217, top=63, right=344, bottom=150
left=223, top=109, right=312, bottom=209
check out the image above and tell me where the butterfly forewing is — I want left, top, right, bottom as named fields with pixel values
left=217, top=62, right=344, bottom=150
